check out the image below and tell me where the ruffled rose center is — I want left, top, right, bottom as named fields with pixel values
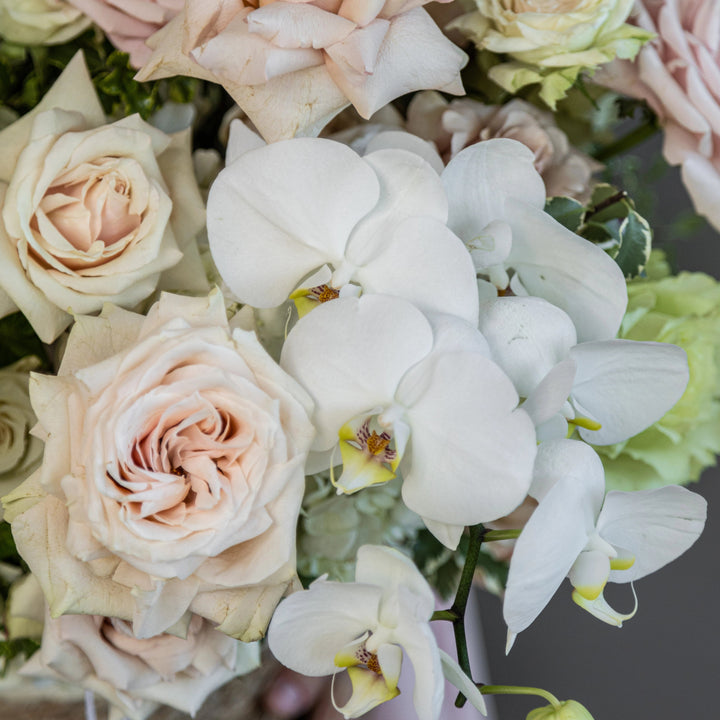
left=33, top=156, right=147, bottom=270
left=113, top=391, right=264, bottom=528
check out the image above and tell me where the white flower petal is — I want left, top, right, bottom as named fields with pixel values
left=506, top=199, right=628, bottom=342
left=570, top=340, right=689, bottom=445
left=268, top=579, right=382, bottom=676
left=597, top=486, right=707, bottom=583
left=439, top=649, right=487, bottom=716
left=503, top=474, right=596, bottom=637
left=281, top=295, right=434, bottom=450
left=400, top=353, right=536, bottom=529
left=207, top=138, right=380, bottom=307
left=442, top=139, right=546, bottom=246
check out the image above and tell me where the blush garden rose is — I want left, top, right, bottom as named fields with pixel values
left=3, top=290, right=315, bottom=641
left=0, top=52, right=207, bottom=344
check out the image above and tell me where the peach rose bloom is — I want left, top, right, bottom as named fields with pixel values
left=3, top=291, right=315, bottom=642
left=67, top=0, right=183, bottom=67
left=0, top=53, right=207, bottom=344
left=136, top=0, right=468, bottom=142
left=22, top=598, right=259, bottom=720
left=407, top=92, right=601, bottom=200
left=596, top=0, right=720, bottom=232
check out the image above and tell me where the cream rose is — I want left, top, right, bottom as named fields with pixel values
left=21, top=597, right=259, bottom=720
left=406, top=92, right=600, bottom=200
left=0, top=0, right=90, bottom=46
left=4, top=290, right=315, bottom=641
left=596, top=0, right=720, bottom=233
left=0, top=52, right=207, bottom=344
left=451, top=0, right=652, bottom=106
left=135, top=0, right=467, bottom=142
left=67, top=0, right=183, bottom=67
left=0, top=357, right=43, bottom=517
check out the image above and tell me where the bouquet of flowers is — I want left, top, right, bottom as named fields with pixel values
left=0, top=1, right=716, bottom=719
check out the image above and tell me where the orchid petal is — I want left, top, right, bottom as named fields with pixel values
left=268, top=579, right=382, bottom=675
left=478, top=296, right=577, bottom=396
left=347, top=148, right=448, bottom=263
left=355, top=545, right=434, bottom=625
left=281, top=295, right=433, bottom=451
left=336, top=666, right=400, bottom=718
left=439, top=649, right=487, bottom=716
left=597, top=486, right=707, bottom=583
left=355, top=216, right=479, bottom=325
left=207, top=138, right=379, bottom=307
left=529, top=439, right=606, bottom=509
left=506, top=199, right=628, bottom=342
left=363, top=130, right=445, bottom=175
left=570, top=340, right=689, bottom=445
left=504, top=474, right=595, bottom=637
left=572, top=586, right=638, bottom=627
left=442, top=139, right=546, bottom=246
left=521, top=359, right=576, bottom=428
left=400, top=353, right=536, bottom=530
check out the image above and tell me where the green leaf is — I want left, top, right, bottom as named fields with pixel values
left=615, top=209, right=652, bottom=278
left=0, top=522, right=18, bottom=563
left=0, top=313, right=46, bottom=369
left=585, top=183, right=633, bottom=223
left=0, top=638, right=40, bottom=674
left=545, top=197, right=584, bottom=231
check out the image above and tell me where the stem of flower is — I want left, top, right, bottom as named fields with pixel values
left=450, top=523, right=485, bottom=708
left=482, top=529, right=522, bottom=542
left=583, top=190, right=628, bottom=221
left=479, top=684, right=562, bottom=709
left=592, top=119, right=659, bottom=162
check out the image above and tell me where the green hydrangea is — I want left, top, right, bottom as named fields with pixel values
left=595, top=251, right=720, bottom=490
left=297, top=473, right=422, bottom=583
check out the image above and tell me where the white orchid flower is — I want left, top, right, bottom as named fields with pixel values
left=477, top=296, right=689, bottom=445
left=281, top=294, right=537, bottom=549
left=504, top=439, right=707, bottom=649
left=207, top=137, right=478, bottom=325
left=268, top=544, right=486, bottom=720
left=442, top=138, right=628, bottom=342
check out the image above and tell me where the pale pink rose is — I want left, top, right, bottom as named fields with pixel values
left=67, top=0, right=183, bottom=67
left=596, top=0, right=720, bottom=231
left=135, top=0, right=468, bottom=142
left=22, top=602, right=259, bottom=720
left=407, top=92, right=601, bottom=200
left=0, top=53, right=208, bottom=344
left=3, top=290, right=315, bottom=642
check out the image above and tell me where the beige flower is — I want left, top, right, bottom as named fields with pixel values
left=0, top=52, right=208, bottom=344
left=0, top=0, right=90, bottom=46
left=0, top=357, right=43, bottom=517
left=407, top=92, right=601, bottom=200
left=21, top=594, right=259, bottom=720
left=596, top=0, right=720, bottom=233
left=135, top=0, right=467, bottom=142
left=4, top=290, right=315, bottom=641
left=67, top=0, right=184, bottom=67
left=451, top=0, right=652, bottom=106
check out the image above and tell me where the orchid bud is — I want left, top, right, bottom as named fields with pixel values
left=527, top=699, right=595, bottom=720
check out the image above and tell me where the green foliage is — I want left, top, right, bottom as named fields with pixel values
left=0, top=29, right=198, bottom=120
left=0, top=522, right=19, bottom=564
left=0, top=638, right=40, bottom=675
left=412, top=528, right=510, bottom=600
left=0, top=313, right=46, bottom=369
left=545, top=183, right=653, bottom=278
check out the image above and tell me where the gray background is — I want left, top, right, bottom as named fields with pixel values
left=476, top=139, right=720, bottom=720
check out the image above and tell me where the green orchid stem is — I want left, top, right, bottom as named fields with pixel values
left=593, top=119, right=659, bottom=162
left=482, top=529, right=522, bottom=542
left=479, top=684, right=562, bottom=709
left=451, top=523, right=485, bottom=708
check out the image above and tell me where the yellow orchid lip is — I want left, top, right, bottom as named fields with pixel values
left=290, top=283, right=341, bottom=318
left=333, top=416, right=403, bottom=494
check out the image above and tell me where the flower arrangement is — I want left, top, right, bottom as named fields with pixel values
left=0, top=3, right=715, bottom=720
